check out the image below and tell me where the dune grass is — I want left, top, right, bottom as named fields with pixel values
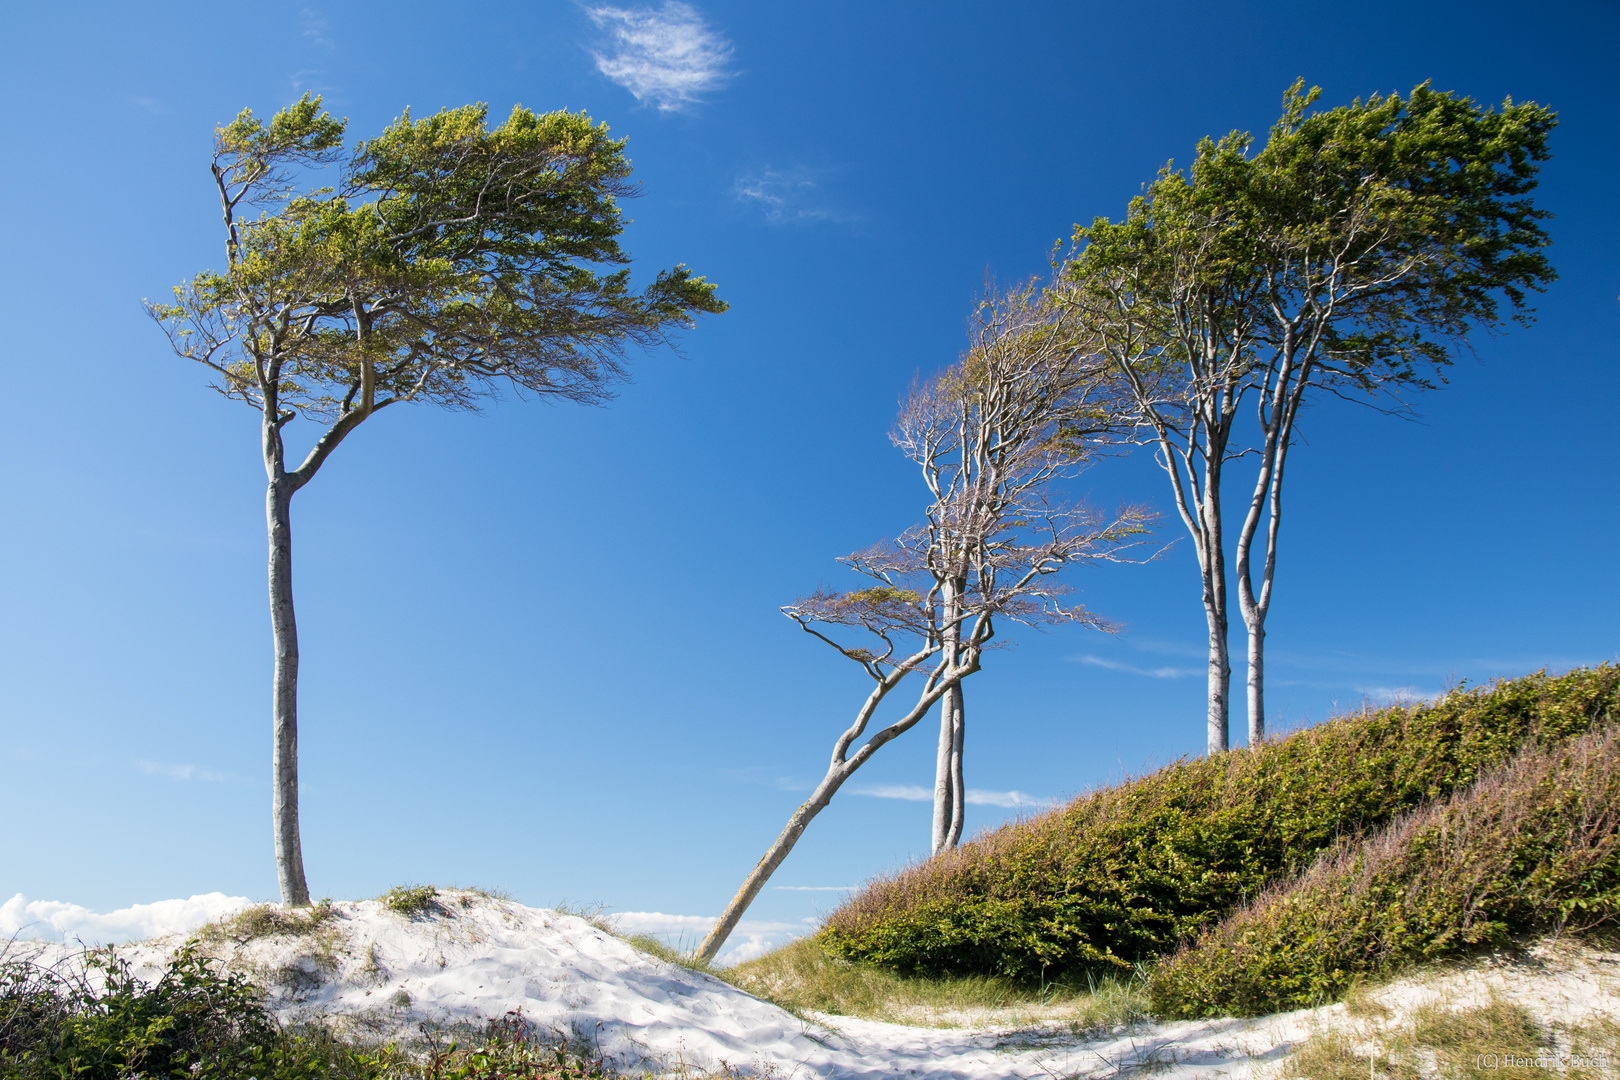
left=719, top=936, right=1150, bottom=1030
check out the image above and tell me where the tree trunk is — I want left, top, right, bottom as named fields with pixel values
left=932, top=683, right=964, bottom=855
left=947, top=693, right=964, bottom=848
left=694, top=771, right=845, bottom=964
left=1244, top=619, right=1263, bottom=747
left=267, top=475, right=311, bottom=907
left=1200, top=484, right=1230, bottom=755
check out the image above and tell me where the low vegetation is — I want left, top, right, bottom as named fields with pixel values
left=1150, top=724, right=1620, bottom=1017
left=721, top=936, right=1149, bottom=1030
left=820, top=667, right=1620, bottom=982
left=0, top=945, right=613, bottom=1079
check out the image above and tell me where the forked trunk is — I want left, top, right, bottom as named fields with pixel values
left=267, top=475, right=311, bottom=907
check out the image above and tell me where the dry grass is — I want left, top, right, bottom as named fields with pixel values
left=720, top=936, right=1149, bottom=1030
left=1285, top=979, right=1615, bottom=1080
left=193, top=899, right=340, bottom=945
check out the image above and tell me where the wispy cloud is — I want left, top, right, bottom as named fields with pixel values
left=733, top=166, right=851, bottom=224
left=130, top=96, right=164, bottom=115
left=1355, top=685, right=1443, bottom=705
left=849, top=784, right=1054, bottom=809
left=300, top=8, right=334, bottom=50
left=608, top=911, right=811, bottom=964
left=136, top=760, right=251, bottom=785
left=1071, top=654, right=1201, bottom=679
left=772, top=885, right=857, bottom=892
left=1, top=893, right=251, bottom=944
left=586, top=2, right=732, bottom=112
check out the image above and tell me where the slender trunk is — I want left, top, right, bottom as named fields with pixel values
left=1245, top=622, right=1263, bottom=747
left=266, top=427, right=311, bottom=907
left=1200, top=470, right=1230, bottom=755
left=696, top=644, right=977, bottom=963
left=931, top=577, right=965, bottom=855
left=931, top=683, right=959, bottom=856
left=946, top=695, right=964, bottom=848
left=695, top=772, right=843, bottom=964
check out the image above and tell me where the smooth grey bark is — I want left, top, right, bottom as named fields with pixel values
left=1233, top=314, right=1316, bottom=748
left=931, top=578, right=967, bottom=855
left=931, top=682, right=965, bottom=855
left=1198, top=475, right=1231, bottom=755
left=695, top=650, right=972, bottom=964
left=259, top=379, right=374, bottom=907
left=266, top=468, right=310, bottom=907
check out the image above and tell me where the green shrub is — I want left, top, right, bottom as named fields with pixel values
left=0, top=947, right=610, bottom=1079
left=1148, top=724, right=1620, bottom=1018
left=819, top=667, right=1620, bottom=981
left=0, top=945, right=376, bottom=1079
left=381, top=885, right=441, bottom=917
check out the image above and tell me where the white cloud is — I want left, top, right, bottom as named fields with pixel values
left=300, top=8, right=334, bottom=50
left=136, top=759, right=251, bottom=784
left=1355, top=685, right=1442, bottom=705
left=1071, top=654, right=1202, bottom=679
left=850, top=783, right=932, bottom=801
left=772, top=885, right=856, bottom=892
left=608, top=911, right=812, bottom=965
left=1, top=893, right=251, bottom=945
left=848, top=784, right=1054, bottom=809
left=586, top=2, right=732, bottom=112
left=733, top=167, right=849, bottom=224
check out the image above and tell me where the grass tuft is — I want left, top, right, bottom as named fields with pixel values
left=195, top=899, right=338, bottom=944
left=380, top=885, right=441, bottom=918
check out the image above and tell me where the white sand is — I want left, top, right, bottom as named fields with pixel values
left=15, top=892, right=1618, bottom=1078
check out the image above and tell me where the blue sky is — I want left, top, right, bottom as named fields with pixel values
left=2, top=0, right=1617, bottom=949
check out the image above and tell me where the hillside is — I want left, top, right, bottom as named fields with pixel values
left=820, top=667, right=1620, bottom=983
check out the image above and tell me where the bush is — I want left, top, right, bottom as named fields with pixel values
left=0, top=947, right=610, bottom=1079
left=0, top=945, right=374, bottom=1079
left=381, top=885, right=440, bottom=917
left=819, top=667, right=1620, bottom=981
left=1148, top=724, right=1620, bottom=1018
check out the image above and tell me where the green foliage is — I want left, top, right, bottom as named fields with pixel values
left=155, top=94, right=725, bottom=427
left=819, top=667, right=1620, bottom=983
left=0, top=946, right=376, bottom=1079
left=0, top=949, right=611, bottom=1079
left=1149, top=724, right=1620, bottom=1018
left=1066, top=80, right=1557, bottom=398
left=381, top=885, right=441, bottom=917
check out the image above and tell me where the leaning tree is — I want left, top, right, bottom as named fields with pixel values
left=694, top=281, right=1150, bottom=963
left=1064, top=81, right=1555, bottom=753
left=152, top=95, right=725, bottom=905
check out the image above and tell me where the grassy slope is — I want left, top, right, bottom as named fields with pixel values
left=1150, top=723, right=1620, bottom=1017
left=818, top=667, right=1620, bottom=982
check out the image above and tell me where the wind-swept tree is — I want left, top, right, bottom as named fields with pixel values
left=152, top=96, right=725, bottom=906
left=694, top=282, right=1150, bottom=963
left=1064, top=81, right=1555, bottom=753
left=898, top=284, right=1134, bottom=856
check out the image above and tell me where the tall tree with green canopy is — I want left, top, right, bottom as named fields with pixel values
left=1064, top=81, right=1555, bottom=753
left=152, top=96, right=726, bottom=906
